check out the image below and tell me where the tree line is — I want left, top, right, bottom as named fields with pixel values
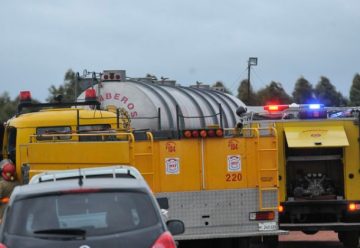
left=238, top=74, right=360, bottom=106
left=0, top=69, right=359, bottom=123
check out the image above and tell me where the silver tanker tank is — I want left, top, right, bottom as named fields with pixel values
left=77, top=70, right=245, bottom=131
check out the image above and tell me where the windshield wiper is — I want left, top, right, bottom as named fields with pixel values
left=33, top=228, right=86, bottom=240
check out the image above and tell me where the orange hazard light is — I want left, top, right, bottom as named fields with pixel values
left=348, top=203, right=360, bottom=211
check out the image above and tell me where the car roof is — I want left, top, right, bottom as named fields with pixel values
left=11, top=168, right=151, bottom=205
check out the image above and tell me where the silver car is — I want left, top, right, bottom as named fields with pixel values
left=0, top=166, right=184, bottom=248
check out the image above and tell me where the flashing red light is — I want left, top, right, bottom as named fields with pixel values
left=264, top=105, right=289, bottom=112
left=184, top=130, right=192, bottom=138
left=207, top=129, right=215, bottom=137
left=200, top=130, right=207, bottom=138
left=115, top=74, right=121, bottom=80
left=104, top=74, right=109, bottom=80
left=85, top=88, right=97, bottom=101
left=192, top=130, right=199, bottom=138
left=19, top=91, right=32, bottom=102
left=152, top=231, right=176, bottom=248
left=216, top=129, right=223, bottom=137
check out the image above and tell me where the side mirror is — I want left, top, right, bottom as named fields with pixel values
left=166, top=220, right=185, bottom=236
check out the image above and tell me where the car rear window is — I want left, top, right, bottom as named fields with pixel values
left=6, top=191, right=159, bottom=237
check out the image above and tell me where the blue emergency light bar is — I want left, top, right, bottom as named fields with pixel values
left=308, top=104, right=322, bottom=109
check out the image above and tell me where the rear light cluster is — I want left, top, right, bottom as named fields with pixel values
left=348, top=203, right=360, bottom=212
left=152, top=231, right=176, bottom=248
left=249, top=211, right=275, bottom=221
left=102, top=72, right=121, bottom=81
left=0, top=243, right=7, bottom=248
left=183, top=129, right=223, bottom=138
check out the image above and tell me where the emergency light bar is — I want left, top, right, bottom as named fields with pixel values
left=17, top=90, right=101, bottom=114
left=264, top=105, right=289, bottom=112
left=263, top=103, right=328, bottom=119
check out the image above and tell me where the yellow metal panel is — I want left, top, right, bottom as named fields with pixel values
left=20, top=142, right=131, bottom=164
left=284, top=126, right=349, bottom=148
left=158, top=140, right=201, bottom=192
left=204, top=138, right=247, bottom=190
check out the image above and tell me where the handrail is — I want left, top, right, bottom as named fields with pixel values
left=29, top=131, right=134, bottom=143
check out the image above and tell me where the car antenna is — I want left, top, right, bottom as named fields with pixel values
left=78, top=168, right=83, bottom=186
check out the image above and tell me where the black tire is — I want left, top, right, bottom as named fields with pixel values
left=263, top=235, right=279, bottom=248
left=340, top=231, right=359, bottom=248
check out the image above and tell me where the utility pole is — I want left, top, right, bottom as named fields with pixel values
left=247, top=57, right=258, bottom=103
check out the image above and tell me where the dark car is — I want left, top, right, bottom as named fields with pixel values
left=0, top=166, right=184, bottom=248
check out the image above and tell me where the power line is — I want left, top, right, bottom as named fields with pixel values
left=229, top=66, right=248, bottom=93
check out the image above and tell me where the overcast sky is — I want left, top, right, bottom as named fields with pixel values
left=1, top=0, right=359, bottom=102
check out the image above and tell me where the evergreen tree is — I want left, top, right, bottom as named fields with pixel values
left=292, top=77, right=315, bottom=104
left=257, top=81, right=292, bottom=105
left=237, top=79, right=258, bottom=105
left=212, top=81, right=232, bottom=94
left=350, top=74, right=360, bottom=106
left=315, top=76, right=347, bottom=106
left=0, top=92, right=18, bottom=122
left=47, top=69, right=77, bottom=102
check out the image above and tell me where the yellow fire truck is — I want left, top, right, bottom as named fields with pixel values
left=239, top=103, right=360, bottom=248
left=0, top=82, right=285, bottom=247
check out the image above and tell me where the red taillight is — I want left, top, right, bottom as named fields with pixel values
left=200, top=130, right=207, bottom=138
left=216, top=129, right=223, bottom=137
left=152, top=231, right=176, bottom=248
left=85, top=88, right=97, bottom=101
left=0, top=243, right=8, bottom=248
left=183, top=130, right=192, bottom=138
left=249, top=211, right=275, bottom=221
left=19, top=90, right=32, bottom=102
left=191, top=130, right=199, bottom=138
left=264, top=105, right=289, bottom=112
left=207, top=129, right=215, bottom=137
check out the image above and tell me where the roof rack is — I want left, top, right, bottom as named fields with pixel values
left=29, top=166, right=141, bottom=184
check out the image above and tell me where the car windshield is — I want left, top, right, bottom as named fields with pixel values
left=6, top=191, right=159, bottom=237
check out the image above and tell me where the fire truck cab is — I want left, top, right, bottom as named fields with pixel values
left=239, top=103, right=360, bottom=248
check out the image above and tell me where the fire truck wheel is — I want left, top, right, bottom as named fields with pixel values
left=263, top=235, right=279, bottom=248
left=340, top=231, right=359, bottom=248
